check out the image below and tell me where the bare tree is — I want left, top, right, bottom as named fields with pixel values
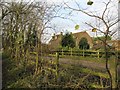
left=1, top=0, right=67, bottom=79
left=64, top=0, right=119, bottom=89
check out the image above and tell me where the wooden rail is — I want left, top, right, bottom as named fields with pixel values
left=50, top=49, right=117, bottom=59
left=29, top=51, right=60, bottom=83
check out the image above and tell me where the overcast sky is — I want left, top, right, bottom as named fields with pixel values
left=44, top=0, right=118, bottom=42
left=1, top=0, right=118, bottom=42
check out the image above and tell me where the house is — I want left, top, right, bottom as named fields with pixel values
left=107, top=40, right=120, bottom=50
left=93, top=40, right=120, bottom=51
left=48, top=31, right=93, bottom=50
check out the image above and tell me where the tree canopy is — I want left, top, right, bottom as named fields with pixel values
left=93, top=36, right=112, bottom=42
left=61, top=33, right=75, bottom=48
left=79, top=37, right=89, bottom=49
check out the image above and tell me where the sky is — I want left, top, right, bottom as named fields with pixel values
left=43, top=0, right=118, bottom=43
left=1, top=0, right=118, bottom=43
left=46, top=0, right=117, bottom=30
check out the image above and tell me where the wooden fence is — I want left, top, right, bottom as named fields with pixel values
left=30, top=51, right=60, bottom=83
left=50, top=49, right=117, bottom=59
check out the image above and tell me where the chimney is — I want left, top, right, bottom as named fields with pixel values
left=52, top=33, right=55, bottom=39
left=60, top=32, right=63, bottom=35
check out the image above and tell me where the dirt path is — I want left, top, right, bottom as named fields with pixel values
left=45, top=56, right=107, bottom=70
left=46, top=56, right=120, bottom=74
left=59, top=58, right=106, bottom=70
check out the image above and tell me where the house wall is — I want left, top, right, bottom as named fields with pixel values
left=49, top=31, right=93, bottom=50
left=72, top=32, right=93, bottom=49
left=49, top=35, right=62, bottom=50
left=93, top=40, right=120, bottom=51
left=107, top=40, right=120, bottom=51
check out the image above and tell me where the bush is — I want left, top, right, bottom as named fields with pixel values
left=79, top=37, right=90, bottom=50
left=61, top=33, right=75, bottom=48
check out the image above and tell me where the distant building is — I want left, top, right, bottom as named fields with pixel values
left=93, top=40, right=120, bottom=51
left=48, top=31, right=93, bottom=50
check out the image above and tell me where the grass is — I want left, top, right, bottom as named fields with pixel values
left=80, top=68, right=109, bottom=78
left=2, top=52, right=36, bottom=88
left=49, top=53, right=117, bottom=65
left=49, top=54, right=104, bottom=62
left=59, top=63, right=111, bottom=88
left=49, top=53, right=119, bottom=88
left=60, top=62, right=109, bottom=78
left=3, top=52, right=119, bottom=88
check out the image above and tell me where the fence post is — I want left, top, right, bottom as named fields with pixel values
left=83, top=49, right=84, bottom=57
left=97, top=50, right=99, bottom=59
left=62, top=49, right=63, bottom=56
left=35, top=51, right=39, bottom=74
left=115, top=51, right=118, bottom=88
left=56, top=52, right=59, bottom=83
left=71, top=48, right=72, bottom=56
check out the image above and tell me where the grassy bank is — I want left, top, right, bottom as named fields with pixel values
left=2, top=53, right=114, bottom=89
